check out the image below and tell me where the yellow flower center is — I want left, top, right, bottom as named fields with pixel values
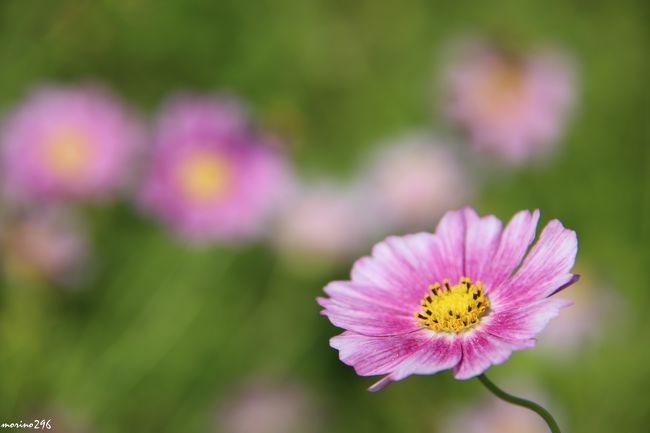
left=41, top=126, right=92, bottom=180
left=176, top=150, right=232, bottom=204
left=477, top=61, right=526, bottom=121
left=414, top=277, right=490, bottom=333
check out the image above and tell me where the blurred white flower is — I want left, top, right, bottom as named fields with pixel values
left=360, top=133, right=472, bottom=232
left=214, top=380, right=323, bottom=433
left=441, top=382, right=554, bottom=433
left=271, top=182, right=375, bottom=263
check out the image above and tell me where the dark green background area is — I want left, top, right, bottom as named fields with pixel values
left=0, top=1, right=647, bottom=432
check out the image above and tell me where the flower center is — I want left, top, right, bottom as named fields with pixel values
left=414, top=277, right=490, bottom=333
left=41, top=126, right=92, bottom=180
left=477, top=61, right=526, bottom=121
left=176, top=150, right=232, bottom=204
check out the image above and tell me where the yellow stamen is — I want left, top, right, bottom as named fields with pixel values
left=176, top=150, right=232, bottom=203
left=414, top=277, right=490, bottom=333
left=41, top=126, right=92, bottom=180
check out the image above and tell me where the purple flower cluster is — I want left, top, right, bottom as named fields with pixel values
left=0, top=85, right=291, bottom=285
left=0, top=36, right=579, bottom=287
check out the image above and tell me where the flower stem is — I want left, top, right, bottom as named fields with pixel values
left=477, top=374, right=561, bottom=433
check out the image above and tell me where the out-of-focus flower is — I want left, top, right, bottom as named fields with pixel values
left=443, top=39, right=576, bottom=164
left=360, top=133, right=472, bottom=231
left=0, top=207, right=91, bottom=287
left=25, top=406, right=92, bottom=433
left=537, top=266, right=619, bottom=359
left=318, top=207, right=578, bottom=391
left=214, top=380, right=323, bottom=433
left=271, top=182, right=375, bottom=264
left=442, top=385, right=552, bottom=433
left=1, top=84, right=142, bottom=202
left=138, top=95, right=290, bottom=243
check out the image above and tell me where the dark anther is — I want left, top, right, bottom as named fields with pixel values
left=477, top=302, right=483, bottom=308
left=473, top=293, right=479, bottom=300
left=467, top=306, right=472, bottom=312
left=448, top=310, right=453, bottom=316
left=426, top=309, right=432, bottom=316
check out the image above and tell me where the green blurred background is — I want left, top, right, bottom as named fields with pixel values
left=0, top=0, right=648, bottom=432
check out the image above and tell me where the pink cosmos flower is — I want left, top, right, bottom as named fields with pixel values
left=318, top=207, right=578, bottom=391
left=444, top=40, right=576, bottom=164
left=138, top=95, right=290, bottom=242
left=360, top=133, right=472, bottom=231
left=1, top=84, right=142, bottom=202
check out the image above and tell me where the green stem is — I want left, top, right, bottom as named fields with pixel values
left=477, top=374, right=561, bottom=433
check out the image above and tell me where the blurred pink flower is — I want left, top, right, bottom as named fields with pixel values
left=442, top=386, right=553, bottom=433
left=138, top=95, right=290, bottom=243
left=24, top=406, right=92, bottom=433
left=214, top=380, right=323, bottom=433
left=318, top=207, right=578, bottom=391
left=360, top=133, right=472, bottom=231
left=0, top=207, right=91, bottom=287
left=443, top=39, right=576, bottom=164
left=1, top=84, right=142, bottom=202
left=537, top=267, right=619, bottom=359
left=271, top=182, right=375, bottom=263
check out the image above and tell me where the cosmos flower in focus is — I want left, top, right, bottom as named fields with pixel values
left=443, top=39, right=576, bottom=164
left=138, top=95, right=290, bottom=242
left=214, top=380, right=323, bottom=433
left=318, top=207, right=578, bottom=391
left=0, top=207, right=91, bottom=287
left=1, top=84, right=142, bottom=202
left=360, top=133, right=472, bottom=231
left=271, top=182, right=375, bottom=264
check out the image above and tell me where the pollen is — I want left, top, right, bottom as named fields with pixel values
left=414, top=276, right=490, bottom=333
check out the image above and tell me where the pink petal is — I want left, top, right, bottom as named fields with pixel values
left=494, top=219, right=578, bottom=306
left=350, top=233, right=444, bottom=307
left=480, top=210, right=540, bottom=295
left=330, top=331, right=461, bottom=391
left=432, top=208, right=474, bottom=283
left=481, top=297, right=573, bottom=342
left=318, top=281, right=419, bottom=336
left=464, top=213, right=503, bottom=281
left=452, top=330, right=521, bottom=380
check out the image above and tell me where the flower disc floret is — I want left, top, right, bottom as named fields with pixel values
left=415, top=277, right=490, bottom=333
